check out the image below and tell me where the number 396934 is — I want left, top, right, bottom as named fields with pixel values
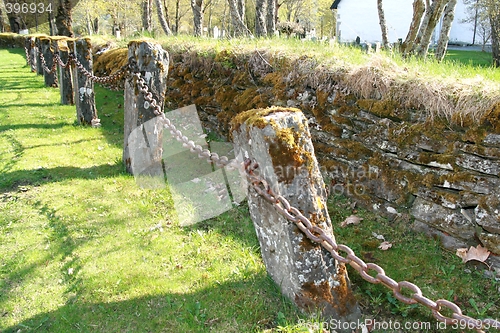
left=5, top=1, right=53, bottom=14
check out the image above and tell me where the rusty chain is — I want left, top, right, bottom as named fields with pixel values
left=129, top=59, right=239, bottom=171
left=244, top=160, right=500, bottom=332
left=24, top=45, right=32, bottom=68
left=30, top=46, right=128, bottom=91
left=38, top=48, right=58, bottom=75
left=130, top=66, right=500, bottom=332
left=24, top=45, right=500, bottom=332
left=70, top=51, right=129, bottom=90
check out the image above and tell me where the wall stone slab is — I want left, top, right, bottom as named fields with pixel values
left=93, top=45, right=500, bottom=259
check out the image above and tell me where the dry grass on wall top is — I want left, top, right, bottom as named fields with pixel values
left=93, top=47, right=128, bottom=76
left=87, top=37, right=500, bottom=131
left=343, top=56, right=500, bottom=129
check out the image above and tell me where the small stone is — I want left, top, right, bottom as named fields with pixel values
left=484, top=134, right=500, bottom=146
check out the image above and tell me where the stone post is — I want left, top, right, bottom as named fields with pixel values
left=123, top=40, right=169, bottom=174
left=39, top=36, right=58, bottom=87
left=35, top=37, right=44, bottom=75
left=24, top=36, right=37, bottom=72
left=54, top=38, right=74, bottom=105
left=70, top=38, right=99, bottom=126
left=231, top=107, right=361, bottom=329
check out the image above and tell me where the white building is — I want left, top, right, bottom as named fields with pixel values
left=331, top=0, right=477, bottom=45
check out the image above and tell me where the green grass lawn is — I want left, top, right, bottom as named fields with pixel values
left=443, top=49, right=494, bottom=68
left=0, top=48, right=303, bottom=333
left=0, top=47, right=498, bottom=333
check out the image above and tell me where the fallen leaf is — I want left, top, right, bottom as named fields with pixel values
left=456, top=248, right=468, bottom=262
left=378, top=241, right=392, bottom=250
left=340, top=215, right=363, bottom=227
left=456, top=245, right=490, bottom=263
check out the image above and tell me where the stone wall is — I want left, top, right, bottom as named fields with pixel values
left=94, top=43, right=500, bottom=256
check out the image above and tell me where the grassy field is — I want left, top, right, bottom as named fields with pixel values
left=0, top=46, right=499, bottom=333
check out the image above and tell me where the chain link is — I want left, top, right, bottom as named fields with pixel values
left=130, top=66, right=500, bottom=333
left=24, top=46, right=32, bottom=68
left=38, top=49, right=58, bottom=75
left=243, top=161, right=500, bottom=332
left=130, top=64, right=240, bottom=171
left=24, top=44, right=500, bottom=332
left=69, top=52, right=129, bottom=90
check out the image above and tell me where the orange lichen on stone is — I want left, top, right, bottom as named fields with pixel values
left=295, top=264, right=357, bottom=317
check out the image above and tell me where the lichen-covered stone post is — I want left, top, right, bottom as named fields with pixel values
left=39, top=37, right=58, bottom=87
left=231, top=107, right=361, bottom=330
left=123, top=40, right=169, bottom=174
left=24, top=36, right=37, bottom=72
left=35, top=37, right=44, bottom=75
left=54, top=38, right=74, bottom=105
left=70, top=38, right=99, bottom=126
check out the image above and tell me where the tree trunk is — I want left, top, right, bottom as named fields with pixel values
left=416, top=0, right=447, bottom=58
left=485, top=0, right=500, bottom=67
left=402, top=0, right=425, bottom=55
left=489, top=10, right=500, bottom=67
left=49, top=1, right=57, bottom=36
left=191, top=0, right=203, bottom=36
left=93, top=17, right=99, bottom=34
left=175, top=0, right=180, bottom=34
left=412, top=0, right=432, bottom=50
left=266, top=0, right=276, bottom=36
left=55, top=0, right=74, bottom=37
left=435, top=0, right=457, bottom=62
left=255, top=0, right=267, bottom=36
left=228, top=0, right=249, bottom=36
left=142, top=0, right=153, bottom=32
left=8, top=12, right=21, bottom=33
left=377, top=0, right=390, bottom=48
left=0, top=7, right=4, bottom=33
left=155, top=0, right=172, bottom=35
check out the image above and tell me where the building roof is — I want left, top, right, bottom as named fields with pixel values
left=330, top=0, right=341, bottom=10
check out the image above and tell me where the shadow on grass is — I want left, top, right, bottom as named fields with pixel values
left=1, top=274, right=291, bottom=333
left=0, top=122, right=68, bottom=133
left=0, top=162, right=127, bottom=193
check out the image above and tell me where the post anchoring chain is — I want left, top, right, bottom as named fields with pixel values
left=131, top=66, right=500, bottom=332
left=23, top=44, right=500, bottom=332
left=31, top=46, right=129, bottom=91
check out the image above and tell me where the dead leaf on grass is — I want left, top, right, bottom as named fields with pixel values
left=456, top=245, right=490, bottom=264
left=378, top=241, right=392, bottom=250
left=340, top=215, right=363, bottom=227
left=372, top=232, right=385, bottom=241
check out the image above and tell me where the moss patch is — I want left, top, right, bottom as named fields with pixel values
left=230, top=106, right=302, bottom=134
left=481, top=102, right=500, bottom=134
left=93, top=47, right=128, bottom=75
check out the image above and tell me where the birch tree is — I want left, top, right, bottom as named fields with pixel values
left=155, top=0, right=173, bottom=35
left=462, top=0, right=491, bottom=50
left=266, top=0, right=277, bottom=36
left=255, top=0, right=267, bottom=36
left=484, top=0, right=499, bottom=66
left=191, top=0, right=203, bottom=36
left=377, top=0, right=389, bottom=48
left=228, top=0, right=250, bottom=36
left=415, top=0, right=448, bottom=57
left=435, top=0, right=457, bottom=61
left=142, top=0, right=153, bottom=32
left=402, top=0, right=425, bottom=56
